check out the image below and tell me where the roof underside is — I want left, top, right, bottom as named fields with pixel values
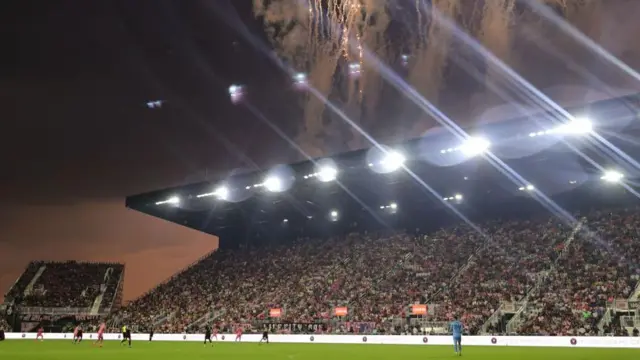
left=126, top=93, right=640, bottom=247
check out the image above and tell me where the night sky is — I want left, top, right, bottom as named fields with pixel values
left=2, top=0, right=640, bottom=302
left=0, top=0, right=288, bottom=302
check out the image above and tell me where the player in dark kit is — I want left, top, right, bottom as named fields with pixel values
left=120, top=325, right=131, bottom=348
left=204, top=325, right=213, bottom=346
left=259, top=330, right=269, bottom=345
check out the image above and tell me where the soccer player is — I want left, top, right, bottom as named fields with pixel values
left=36, top=326, right=44, bottom=341
left=450, top=316, right=463, bottom=356
left=212, top=326, right=218, bottom=341
left=120, top=325, right=131, bottom=347
left=259, top=330, right=269, bottom=345
left=204, top=325, right=213, bottom=346
left=235, top=326, right=242, bottom=342
left=94, top=322, right=105, bottom=347
left=73, top=325, right=83, bottom=344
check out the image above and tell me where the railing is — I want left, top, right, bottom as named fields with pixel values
left=153, top=312, right=174, bottom=326
left=597, top=308, right=612, bottom=334
left=425, top=232, right=492, bottom=302
left=620, top=315, right=635, bottom=328
left=105, top=268, right=125, bottom=312
left=628, top=278, right=640, bottom=302
left=481, top=304, right=503, bottom=334
left=505, top=219, right=585, bottom=333
left=19, top=307, right=93, bottom=315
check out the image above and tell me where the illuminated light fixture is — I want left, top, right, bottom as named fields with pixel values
left=146, top=100, right=163, bottom=109
left=228, top=84, right=245, bottom=104
left=263, top=176, right=284, bottom=192
left=213, top=186, right=229, bottom=200
left=329, top=210, right=339, bottom=221
left=283, top=218, right=289, bottom=223
left=460, top=137, right=491, bottom=156
left=380, top=150, right=406, bottom=172
left=316, top=166, right=338, bottom=182
left=293, top=72, right=307, bottom=86
left=155, top=196, right=180, bottom=206
left=348, top=63, right=361, bottom=77
left=197, top=185, right=229, bottom=200
left=444, top=194, right=463, bottom=202
left=601, top=170, right=624, bottom=183
left=557, top=117, right=593, bottom=135
left=401, top=54, right=409, bottom=66
left=569, top=180, right=577, bottom=184
left=228, top=84, right=242, bottom=95
left=518, top=185, right=535, bottom=191
left=380, top=202, right=398, bottom=211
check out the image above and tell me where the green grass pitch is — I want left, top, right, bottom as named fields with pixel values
left=0, top=340, right=637, bottom=360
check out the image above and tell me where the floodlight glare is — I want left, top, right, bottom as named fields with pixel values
left=317, top=166, right=338, bottom=182
left=454, top=194, right=463, bottom=201
left=560, top=117, right=593, bottom=135
left=380, top=151, right=406, bottom=172
left=263, top=176, right=283, bottom=192
left=214, top=186, right=229, bottom=200
left=601, top=170, right=624, bottom=183
left=460, top=137, right=491, bottom=156
left=156, top=196, right=181, bottom=206
left=390, top=202, right=398, bottom=209
left=330, top=210, right=338, bottom=218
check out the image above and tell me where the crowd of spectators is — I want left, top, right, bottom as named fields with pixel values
left=0, top=316, right=9, bottom=331
left=4, top=208, right=639, bottom=336
left=5, top=261, right=124, bottom=309
left=520, top=209, right=640, bottom=335
left=113, top=207, right=639, bottom=335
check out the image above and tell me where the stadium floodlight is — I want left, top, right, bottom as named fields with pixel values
left=454, top=193, right=463, bottom=201
left=293, top=72, right=307, bottom=86
left=283, top=218, right=289, bottom=223
left=348, top=63, right=361, bottom=77
left=317, top=165, right=338, bottom=182
left=558, top=117, right=593, bottom=135
left=213, top=186, right=229, bottom=200
left=601, top=170, right=624, bottom=183
left=146, top=100, right=163, bottom=109
left=263, top=176, right=284, bottom=192
left=156, top=196, right=180, bottom=206
left=198, top=186, right=230, bottom=200
left=460, top=137, right=491, bottom=157
left=329, top=210, right=339, bottom=221
left=380, top=150, right=406, bottom=172
left=228, top=84, right=245, bottom=104
left=390, top=202, right=398, bottom=209
left=519, top=185, right=535, bottom=191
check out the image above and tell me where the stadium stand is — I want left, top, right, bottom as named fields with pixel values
left=105, top=208, right=639, bottom=336
left=4, top=95, right=640, bottom=337
left=4, top=261, right=124, bottom=317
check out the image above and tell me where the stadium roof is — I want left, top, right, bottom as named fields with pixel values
left=126, top=93, right=640, bottom=248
